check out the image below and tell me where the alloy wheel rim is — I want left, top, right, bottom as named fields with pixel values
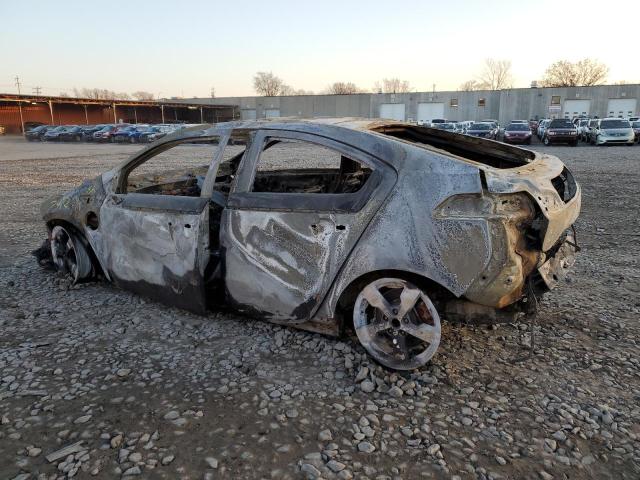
left=354, top=278, right=441, bottom=370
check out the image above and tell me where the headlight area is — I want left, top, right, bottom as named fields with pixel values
left=433, top=192, right=542, bottom=310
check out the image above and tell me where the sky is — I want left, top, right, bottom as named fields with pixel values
left=1, top=0, right=638, bottom=98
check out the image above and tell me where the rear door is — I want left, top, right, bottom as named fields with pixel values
left=220, top=130, right=395, bottom=322
left=97, top=137, right=226, bottom=313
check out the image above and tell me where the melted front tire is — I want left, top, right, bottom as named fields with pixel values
left=50, top=226, right=92, bottom=283
left=353, top=278, right=441, bottom=371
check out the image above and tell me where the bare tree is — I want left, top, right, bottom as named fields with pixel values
left=478, top=59, right=513, bottom=90
left=131, top=91, right=155, bottom=101
left=325, top=82, right=361, bottom=95
left=541, top=58, right=608, bottom=87
left=72, top=87, right=131, bottom=100
left=458, top=79, right=483, bottom=91
left=253, top=72, right=285, bottom=96
left=374, top=78, right=412, bottom=94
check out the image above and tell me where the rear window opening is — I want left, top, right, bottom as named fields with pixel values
left=371, top=124, right=534, bottom=169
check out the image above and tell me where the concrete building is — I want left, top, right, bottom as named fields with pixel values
left=182, top=83, right=640, bottom=125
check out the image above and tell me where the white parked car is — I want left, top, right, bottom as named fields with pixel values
left=537, top=119, right=550, bottom=139
left=588, top=118, right=635, bottom=146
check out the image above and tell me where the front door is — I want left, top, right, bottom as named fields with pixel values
left=97, top=138, right=225, bottom=313
left=221, top=130, right=394, bottom=322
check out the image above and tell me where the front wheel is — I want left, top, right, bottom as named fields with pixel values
left=543, top=136, right=550, bottom=145
left=353, top=278, right=441, bottom=371
left=50, top=226, right=93, bottom=283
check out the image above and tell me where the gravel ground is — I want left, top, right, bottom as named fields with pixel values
left=0, top=136, right=639, bottom=480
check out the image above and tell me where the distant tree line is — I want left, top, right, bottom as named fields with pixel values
left=458, top=57, right=610, bottom=91
left=253, top=72, right=414, bottom=96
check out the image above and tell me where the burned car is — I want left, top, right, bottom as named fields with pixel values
left=40, top=119, right=581, bottom=370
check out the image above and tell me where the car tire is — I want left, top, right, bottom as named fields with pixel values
left=352, top=277, right=441, bottom=370
left=130, top=137, right=136, bottom=144
left=74, top=135, right=81, bottom=142
left=543, top=136, right=550, bottom=146
left=50, top=225, right=93, bottom=283
left=571, top=141, right=577, bottom=147
left=526, top=139, right=531, bottom=145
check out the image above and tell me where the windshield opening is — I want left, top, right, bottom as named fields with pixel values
left=601, top=119, right=631, bottom=129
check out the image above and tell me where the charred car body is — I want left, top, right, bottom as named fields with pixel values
left=40, top=119, right=581, bottom=370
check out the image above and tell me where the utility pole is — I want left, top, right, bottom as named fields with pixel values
left=15, top=76, right=25, bottom=133
left=33, top=86, right=42, bottom=96
left=210, top=87, right=215, bottom=99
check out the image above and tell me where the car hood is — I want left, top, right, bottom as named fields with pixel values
left=601, top=128, right=633, bottom=134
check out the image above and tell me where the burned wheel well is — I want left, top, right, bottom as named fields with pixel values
left=335, top=269, right=456, bottom=334
left=45, top=219, right=103, bottom=277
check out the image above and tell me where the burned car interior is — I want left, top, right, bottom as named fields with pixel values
left=40, top=119, right=581, bottom=370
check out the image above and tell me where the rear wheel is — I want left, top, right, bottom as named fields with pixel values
left=50, top=226, right=92, bottom=283
left=353, top=278, right=441, bottom=370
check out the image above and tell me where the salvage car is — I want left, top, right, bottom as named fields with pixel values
left=39, top=119, right=581, bottom=370
left=588, top=118, right=635, bottom=146
left=502, top=123, right=532, bottom=145
left=542, top=119, right=578, bottom=146
left=24, top=125, right=51, bottom=141
left=465, top=122, right=497, bottom=139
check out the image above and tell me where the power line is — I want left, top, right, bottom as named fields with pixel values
left=14, top=76, right=25, bottom=133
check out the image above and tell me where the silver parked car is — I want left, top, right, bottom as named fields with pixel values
left=38, top=119, right=581, bottom=370
left=588, top=118, right=635, bottom=145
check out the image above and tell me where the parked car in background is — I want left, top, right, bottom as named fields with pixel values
left=588, top=118, right=635, bottom=146
left=81, top=124, right=107, bottom=141
left=465, top=122, right=497, bottom=139
left=93, top=124, right=130, bottom=142
left=25, top=125, right=51, bottom=141
left=458, top=120, right=474, bottom=133
left=628, top=116, right=639, bottom=122
left=43, top=126, right=71, bottom=141
left=575, top=119, right=590, bottom=141
left=58, top=126, right=84, bottom=142
left=430, top=119, right=446, bottom=126
left=543, top=119, right=578, bottom=146
left=432, top=122, right=458, bottom=133
left=511, top=119, right=528, bottom=124
left=537, top=119, right=550, bottom=139
left=133, top=126, right=165, bottom=143
left=112, top=125, right=145, bottom=143
left=631, top=120, right=640, bottom=143
left=583, top=119, right=599, bottom=142
left=503, top=123, right=532, bottom=144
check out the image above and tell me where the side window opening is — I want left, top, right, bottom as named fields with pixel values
left=251, top=138, right=372, bottom=194
left=125, top=137, right=222, bottom=197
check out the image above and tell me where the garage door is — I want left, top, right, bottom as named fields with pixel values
left=417, top=103, right=445, bottom=123
left=379, top=103, right=406, bottom=121
left=607, top=99, right=637, bottom=118
left=563, top=100, right=590, bottom=118
left=241, top=109, right=256, bottom=120
left=264, top=109, right=280, bottom=118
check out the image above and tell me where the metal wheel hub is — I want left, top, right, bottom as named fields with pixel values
left=50, top=226, right=92, bottom=283
left=353, top=278, right=441, bottom=370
